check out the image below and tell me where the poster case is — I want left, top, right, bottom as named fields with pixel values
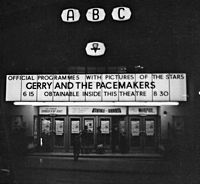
left=41, top=118, right=51, bottom=134
left=100, top=119, right=110, bottom=134
left=55, top=120, right=64, bottom=135
left=84, top=119, right=94, bottom=133
left=71, top=120, right=80, bottom=134
left=131, top=120, right=140, bottom=136
left=146, top=120, right=155, bottom=136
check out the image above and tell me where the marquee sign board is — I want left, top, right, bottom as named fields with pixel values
left=68, top=106, right=127, bottom=115
left=39, top=107, right=67, bottom=115
left=129, top=107, right=158, bottom=115
left=6, top=73, right=187, bottom=102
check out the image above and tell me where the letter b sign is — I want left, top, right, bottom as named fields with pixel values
left=86, top=8, right=106, bottom=22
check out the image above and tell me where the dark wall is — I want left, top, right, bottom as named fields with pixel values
left=1, top=0, right=200, bottom=74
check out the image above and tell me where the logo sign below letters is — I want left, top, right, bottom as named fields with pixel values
left=61, top=8, right=80, bottom=22
left=85, top=42, right=106, bottom=56
left=86, top=8, right=106, bottom=22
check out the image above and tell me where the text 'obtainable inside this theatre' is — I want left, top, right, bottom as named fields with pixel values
left=6, top=73, right=187, bottom=102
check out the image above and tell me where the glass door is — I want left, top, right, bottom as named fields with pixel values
left=53, top=117, right=65, bottom=148
left=143, top=117, right=157, bottom=150
left=83, top=117, right=95, bottom=147
left=129, top=116, right=158, bottom=152
left=40, top=116, right=65, bottom=152
left=111, top=116, right=128, bottom=153
left=40, top=117, right=53, bottom=152
left=69, top=117, right=95, bottom=153
left=130, top=117, right=141, bottom=150
left=69, top=117, right=81, bottom=148
left=99, top=117, right=111, bottom=149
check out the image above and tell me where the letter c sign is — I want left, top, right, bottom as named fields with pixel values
left=112, top=7, right=132, bottom=21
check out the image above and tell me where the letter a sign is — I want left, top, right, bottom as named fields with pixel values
left=61, top=8, right=80, bottom=22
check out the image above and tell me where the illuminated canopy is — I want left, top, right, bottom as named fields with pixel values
left=6, top=73, right=187, bottom=102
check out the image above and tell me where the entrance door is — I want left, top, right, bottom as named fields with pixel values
left=129, top=116, right=159, bottom=152
left=99, top=117, right=111, bottom=149
left=69, top=117, right=95, bottom=151
left=83, top=117, right=95, bottom=147
left=40, top=116, right=65, bottom=152
left=54, top=117, right=65, bottom=150
left=111, top=116, right=128, bottom=153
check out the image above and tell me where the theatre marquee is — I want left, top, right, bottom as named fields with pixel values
left=6, top=73, right=187, bottom=102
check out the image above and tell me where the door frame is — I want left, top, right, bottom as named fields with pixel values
left=38, top=116, right=66, bottom=152
left=53, top=116, right=66, bottom=151
left=68, top=116, right=96, bottom=150
left=68, top=116, right=81, bottom=150
left=129, top=115, right=160, bottom=152
left=83, top=116, right=96, bottom=148
left=98, top=116, right=112, bottom=148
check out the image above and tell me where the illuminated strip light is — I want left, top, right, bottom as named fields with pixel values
left=13, top=102, right=179, bottom=106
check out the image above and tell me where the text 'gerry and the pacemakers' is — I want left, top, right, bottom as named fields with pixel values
left=6, top=73, right=187, bottom=102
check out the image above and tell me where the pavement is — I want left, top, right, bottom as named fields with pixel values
left=19, top=154, right=167, bottom=174
left=6, top=152, right=199, bottom=184
left=29, top=152, right=163, bottom=159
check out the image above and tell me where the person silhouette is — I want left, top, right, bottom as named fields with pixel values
left=81, top=126, right=89, bottom=153
left=73, top=133, right=81, bottom=161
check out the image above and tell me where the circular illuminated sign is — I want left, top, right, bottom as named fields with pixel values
left=86, top=8, right=106, bottom=22
left=85, top=42, right=106, bottom=56
left=61, top=8, right=80, bottom=22
left=112, top=7, right=132, bottom=21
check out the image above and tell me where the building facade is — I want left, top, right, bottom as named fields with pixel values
left=2, top=72, right=189, bottom=154
left=1, top=1, right=199, bottom=159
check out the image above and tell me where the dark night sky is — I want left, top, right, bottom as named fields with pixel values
left=1, top=0, right=200, bottom=74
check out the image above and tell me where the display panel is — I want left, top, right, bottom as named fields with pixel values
left=146, top=120, right=155, bottom=136
left=55, top=120, right=64, bottom=135
left=84, top=119, right=94, bottom=133
left=131, top=120, right=140, bottom=136
left=71, top=120, right=80, bottom=134
left=41, top=118, right=51, bottom=134
left=101, top=120, right=110, bottom=134
left=6, top=73, right=187, bottom=102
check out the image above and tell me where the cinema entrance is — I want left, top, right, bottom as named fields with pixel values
left=37, top=107, right=67, bottom=152
left=39, top=116, right=66, bottom=152
left=69, top=116, right=96, bottom=152
left=68, top=106, right=128, bottom=153
left=36, top=106, right=160, bottom=153
left=128, top=107, right=160, bottom=152
left=68, top=115, right=128, bottom=153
